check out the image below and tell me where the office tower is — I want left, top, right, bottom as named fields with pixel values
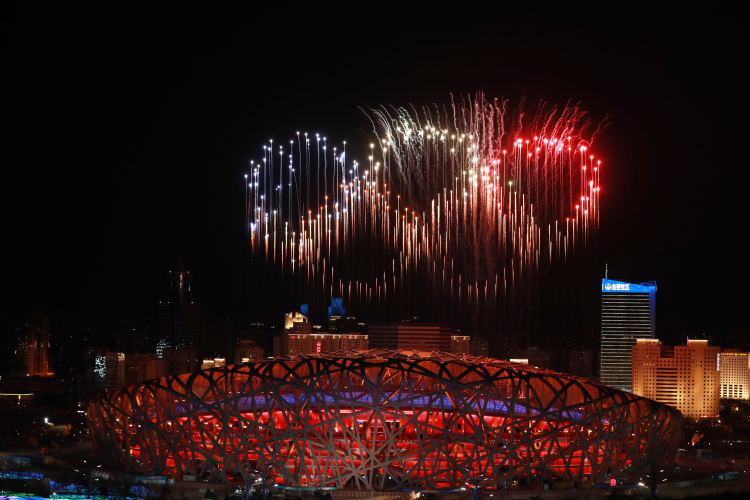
left=568, top=349, right=596, bottom=378
left=274, top=312, right=311, bottom=357
left=368, top=323, right=452, bottom=352
left=23, top=311, right=52, bottom=376
left=156, top=259, right=205, bottom=357
left=328, top=298, right=346, bottom=320
left=719, top=350, right=750, bottom=400
left=284, top=311, right=312, bottom=334
left=451, top=336, right=470, bottom=354
left=104, top=352, right=125, bottom=392
left=632, top=339, right=720, bottom=418
left=600, top=279, right=656, bottom=392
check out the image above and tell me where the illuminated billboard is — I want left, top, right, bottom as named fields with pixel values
left=601, top=279, right=656, bottom=293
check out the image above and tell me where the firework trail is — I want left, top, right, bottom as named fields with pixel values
left=246, top=94, right=606, bottom=353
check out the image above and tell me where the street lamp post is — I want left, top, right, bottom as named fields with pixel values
left=466, top=471, right=489, bottom=500
left=246, top=465, right=274, bottom=500
left=83, top=460, right=93, bottom=498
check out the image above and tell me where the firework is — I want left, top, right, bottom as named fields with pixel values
left=245, top=94, right=606, bottom=351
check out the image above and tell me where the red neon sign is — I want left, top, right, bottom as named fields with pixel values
left=316, top=341, right=321, bottom=353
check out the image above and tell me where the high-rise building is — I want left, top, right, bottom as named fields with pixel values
left=600, top=279, right=656, bottom=392
left=104, top=352, right=125, bottom=392
left=368, top=323, right=452, bottom=352
left=632, top=339, right=720, bottom=418
left=284, top=311, right=311, bottom=332
left=719, top=350, right=750, bottom=400
left=22, top=311, right=53, bottom=377
left=328, top=298, right=346, bottom=320
left=156, top=259, right=205, bottom=357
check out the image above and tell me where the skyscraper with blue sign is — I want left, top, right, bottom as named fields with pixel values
left=328, top=298, right=346, bottom=321
left=600, top=279, right=656, bottom=392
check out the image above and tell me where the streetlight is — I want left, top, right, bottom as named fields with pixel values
left=465, top=471, right=489, bottom=500
left=245, top=465, right=274, bottom=500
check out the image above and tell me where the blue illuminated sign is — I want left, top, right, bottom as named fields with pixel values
left=601, top=279, right=656, bottom=293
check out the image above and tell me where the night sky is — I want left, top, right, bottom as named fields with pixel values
left=3, top=3, right=747, bottom=345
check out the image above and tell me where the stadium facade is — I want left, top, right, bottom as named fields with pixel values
left=88, top=350, right=682, bottom=490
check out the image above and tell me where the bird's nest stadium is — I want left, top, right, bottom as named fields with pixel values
left=87, top=350, right=683, bottom=490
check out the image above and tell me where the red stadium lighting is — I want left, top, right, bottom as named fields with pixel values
left=87, top=351, right=683, bottom=490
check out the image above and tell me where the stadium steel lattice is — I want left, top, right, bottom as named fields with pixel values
left=87, top=350, right=683, bottom=490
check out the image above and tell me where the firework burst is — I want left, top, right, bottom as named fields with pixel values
left=246, top=94, right=607, bottom=352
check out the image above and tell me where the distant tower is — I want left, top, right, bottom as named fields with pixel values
left=24, top=311, right=51, bottom=376
left=169, top=258, right=193, bottom=305
left=156, top=258, right=204, bottom=357
left=328, top=298, right=346, bottom=321
left=600, top=278, right=656, bottom=392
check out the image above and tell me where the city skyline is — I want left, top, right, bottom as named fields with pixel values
left=2, top=4, right=749, bottom=496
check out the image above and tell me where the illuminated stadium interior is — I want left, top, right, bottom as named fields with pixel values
left=87, top=350, right=683, bottom=490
